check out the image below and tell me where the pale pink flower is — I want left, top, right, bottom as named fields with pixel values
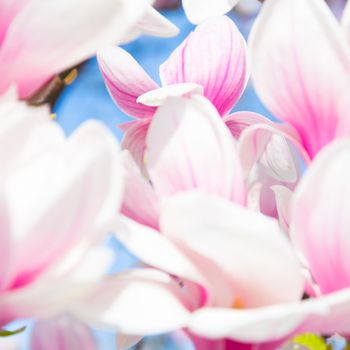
left=98, top=15, right=248, bottom=169
left=0, top=89, right=123, bottom=327
left=0, top=0, right=177, bottom=99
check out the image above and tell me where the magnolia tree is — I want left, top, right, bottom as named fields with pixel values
left=1, top=0, right=350, bottom=349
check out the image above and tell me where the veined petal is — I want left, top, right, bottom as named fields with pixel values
left=0, top=0, right=154, bottom=98
left=121, top=152, right=159, bottom=229
left=160, top=16, right=248, bottom=116
left=146, top=96, right=245, bottom=204
left=31, top=314, right=95, bottom=350
left=290, top=139, right=350, bottom=294
left=182, top=0, right=239, bottom=24
left=160, top=192, right=304, bottom=308
left=98, top=46, right=158, bottom=118
left=249, top=0, right=350, bottom=158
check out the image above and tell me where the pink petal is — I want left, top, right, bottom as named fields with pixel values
left=160, top=192, right=304, bottom=308
left=290, top=139, right=350, bottom=294
left=120, top=118, right=151, bottom=170
left=98, top=46, right=158, bottom=118
left=146, top=96, right=245, bottom=204
left=121, top=152, right=160, bottom=229
left=31, top=314, right=96, bottom=350
left=0, top=0, right=152, bottom=98
left=249, top=0, right=350, bottom=158
left=160, top=16, right=248, bottom=116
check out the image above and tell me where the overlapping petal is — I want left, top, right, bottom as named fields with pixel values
left=160, top=192, right=304, bottom=308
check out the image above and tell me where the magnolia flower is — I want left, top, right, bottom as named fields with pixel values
left=75, top=122, right=350, bottom=349
left=98, top=15, right=248, bottom=169
left=0, top=0, right=177, bottom=99
left=247, top=0, right=350, bottom=162
left=70, top=96, right=304, bottom=346
left=121, top=95, right=246, bottom=229
left=0, top=89, right=123, bottom=327
left=98, top=14, right=300, bottom=221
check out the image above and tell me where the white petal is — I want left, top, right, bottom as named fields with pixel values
left=137, top=83, right=203, bottom=107
left=182, top=0, right=240, bottom=24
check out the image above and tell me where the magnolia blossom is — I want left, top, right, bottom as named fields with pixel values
left=121, top=96, right=246, bottom=229
left=98, top=14, right=301, bottom=221
left=247, top=0, right=350, bottom=162
left=98, top=15, right=248, bottom=169
left=0, top=89, right=123, bottom=327
left=71, top=97, right=304, bottom=346
left=0, top=0, right=177, bottom=99
left=73, top=94, right=350, bottom=348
